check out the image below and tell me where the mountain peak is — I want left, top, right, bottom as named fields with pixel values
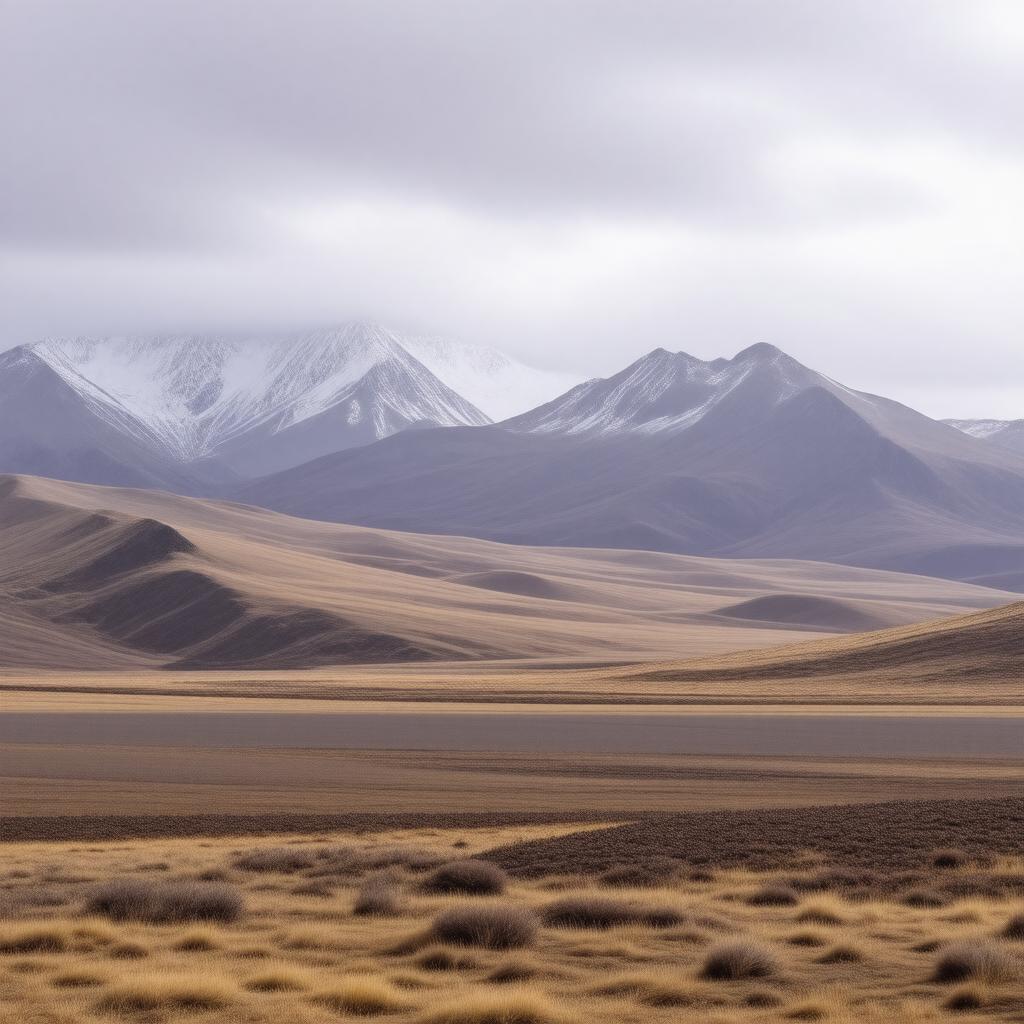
left=733, top=341, right=785, bottom=362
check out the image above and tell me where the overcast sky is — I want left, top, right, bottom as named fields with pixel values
left=1, top=1, right=1022, bottom=418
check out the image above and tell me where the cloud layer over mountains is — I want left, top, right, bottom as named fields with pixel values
left=2, top=1, right=1022, bottom=416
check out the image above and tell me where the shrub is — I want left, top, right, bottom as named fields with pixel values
left=1002, top=913, right=1024, bottom=940
left=541, top=895, right=682, bottom=929
left=933, top=942, right=1017, bottom=984
left=932, top=849, right=969, bottom=869
left=701, top=941, right=778, bottom=980
left=86, top=878, right=243, bottom=923
left=233, top=847, right=316, bottom=873
left=747, top=884, right=799, bottom=907
left=945, top=986, right=987, bottom=1011
left=423, top=860, right=508, bottom=895
left=354, top=874, right=402, bottom=917
left=418, top=992, right=558, bottom=1024
left=314, top=976, right=409, bottom=1015
left=432, top=905, right=538, bottom=950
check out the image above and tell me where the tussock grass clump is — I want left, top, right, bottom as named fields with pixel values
left=933, top=942, right=1017, bottom=984
left=486, top=958, right=536, bottom=983
left=86, top=878, right=243, bottom=923
left=1001, top=912, right=1024, bottom=940
left=418, top=991, right=558, bottom=1024
left=245, top=969, right=310, bottom=992
left=416, top=946, right=477, bottom=971
left=423, top=860, right=508, bottom=895
left=541, top=895, right=682, bottom=930
left=944, top=985, right=987, bottom=1011
left=314, top=976, right=410, bottom=1015
left=785, top=1000, right=829, bottom=1020
left=592, top=972, right=699, bottom=1007
left=432, top=905, right=538, bottom=950
left=788, top=930, right=827, bottom=947
left=233, top=847, right=317, bottom=873
left=109, top=941, right=148, bottom=959
left=932, top=849, right=969, bottom=869
left=292, top=879, right=334, bottom=898
left=95, top=973, right=236, bottom=1013
left=51, top=968, right=107, bottom=988
left=173, top=929, right=221, bottom=952
left=701, top=941, right=778, bottom=980
left=817, top=944, right=863, bottom=963
left=0, top=924, right=69, bottom=954
left=354, top=874, right=402, bottom=917
left=796, top=899, right=847, bottom=926
left=748, top=883, right=800, bottom=906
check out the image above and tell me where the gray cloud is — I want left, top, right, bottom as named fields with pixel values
left=1, top=0, right=1022, bottom=416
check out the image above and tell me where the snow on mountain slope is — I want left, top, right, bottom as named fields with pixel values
left=17, top=325, right=492, bottom=474
left=944, top=419, right=1024, bottom=454
left=402, top=336, right=584, bottom=420
left=504, top=343, right=828, bottom=436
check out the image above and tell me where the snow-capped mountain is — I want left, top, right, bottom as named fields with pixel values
left=0, top=324, right=579, bottom=484
left=239, top=341, right=1024, bottom=590
left=944, top=418, right=1024, bottom=454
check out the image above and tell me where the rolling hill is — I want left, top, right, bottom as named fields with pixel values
left=623, top=600, right=1024, bottom=690
left=1, top=473, right=1011, bottom=672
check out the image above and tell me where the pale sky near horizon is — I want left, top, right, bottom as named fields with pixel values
left=1, top=0, right=1022, bottom=418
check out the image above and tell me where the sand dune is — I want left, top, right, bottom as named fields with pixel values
left=0, top=473, right=1015, bottom=671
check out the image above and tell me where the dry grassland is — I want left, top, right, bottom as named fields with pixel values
left=2, top=820, right=1023, bottom=1023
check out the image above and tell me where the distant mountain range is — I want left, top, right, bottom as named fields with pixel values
left=1, top=328, right=1021, bottom=589
left=0, top=325, right=580, bottom=487
left=235, top=343, right=1024, bottom=590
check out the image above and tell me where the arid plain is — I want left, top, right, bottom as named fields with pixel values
left=2, top=476, right=1023, bottom=1023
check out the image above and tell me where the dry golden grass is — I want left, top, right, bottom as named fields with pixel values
left=1, top=824, right=1023, bottom=1023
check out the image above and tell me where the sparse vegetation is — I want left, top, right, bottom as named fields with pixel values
left=432, top=905, right=539, bottom=949
left=4, top=817, right=1024, bottom=1024
left=541, top=895, right=682, bottom=929
left=85, top=878, right=243, bottom=923
left=0, top=924, right=69, bottom=954
left=701, top=941, right=778, bottom=980
left=95, top=973, right=236, bottom=1013
left=423, top=859, right=508, bottom=895
left=354, top=873, right=403, bottom=916
left=418, top=992, right=559, bottom=1024
left=932, top=942, right=1017, bottom=984
left=748, top=883, right=799, bottom=906
left=314, top=976, right=409, bottom=1015
left=233, top=846, right=317, bottom=873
